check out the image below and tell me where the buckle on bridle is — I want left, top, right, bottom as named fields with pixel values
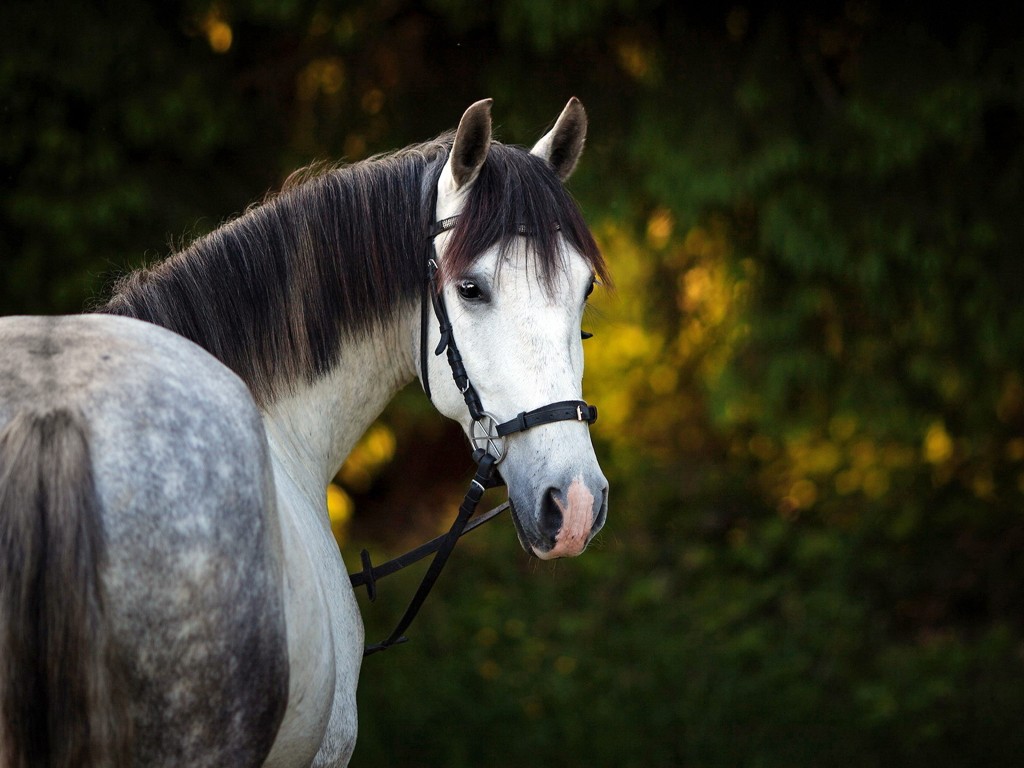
left=576, top=405, right=585, bottom=421
left=469, top=412, right=507, bottom=464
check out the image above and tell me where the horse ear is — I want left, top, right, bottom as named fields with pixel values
left=448, top=98, right=493, bottom=189
left=531, top=97, right=587, bottom=181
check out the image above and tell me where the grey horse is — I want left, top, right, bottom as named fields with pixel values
left=0, top=98, right=609, bottom=767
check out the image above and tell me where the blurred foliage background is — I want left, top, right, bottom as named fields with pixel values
left=4, top=1, right=1024, bottom=765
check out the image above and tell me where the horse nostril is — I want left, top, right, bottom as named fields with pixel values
left=539, top=487, right=563, bottom=542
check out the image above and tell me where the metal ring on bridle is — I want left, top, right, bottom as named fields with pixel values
left=469, top=412, right=507, bottom=463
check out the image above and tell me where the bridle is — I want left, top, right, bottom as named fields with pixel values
left=350, top=214, right=599, bottom=656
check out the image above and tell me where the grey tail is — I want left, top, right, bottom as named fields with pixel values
left=0, top=408, right=129, bottom=768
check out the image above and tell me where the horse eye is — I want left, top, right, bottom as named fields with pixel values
left=585, top=278, right=597, bottom=299
left=457, top=280, right=482, bottom=301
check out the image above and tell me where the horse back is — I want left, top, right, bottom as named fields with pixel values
left=0, top=314, right=289, bottom=767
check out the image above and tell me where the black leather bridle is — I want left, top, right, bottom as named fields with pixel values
left=350, top=215, right=598, bottom=656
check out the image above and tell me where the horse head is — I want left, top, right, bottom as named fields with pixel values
left=422, top=99, right=609, bottom=560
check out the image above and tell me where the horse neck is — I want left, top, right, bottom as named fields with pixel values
left=260, top=307, right=418, bottom=502
left=101, top=143, right=442, bottom=406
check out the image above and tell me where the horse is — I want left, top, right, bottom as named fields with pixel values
left=0, top=97, right=610, bottom=767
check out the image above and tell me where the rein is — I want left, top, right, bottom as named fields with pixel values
left=350, top=215, right=598, bottom=656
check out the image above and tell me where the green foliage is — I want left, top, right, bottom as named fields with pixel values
left=4, top=1, right=1024, bottom=764
left=1, top=2, right=283, bottom=313
left=352, top=495, right=1024, bottom=767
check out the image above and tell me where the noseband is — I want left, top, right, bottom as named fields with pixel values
left=351, top=215, right=599, bottom=656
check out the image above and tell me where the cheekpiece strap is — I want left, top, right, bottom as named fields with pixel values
left=419, top=216, right=460, bottom=402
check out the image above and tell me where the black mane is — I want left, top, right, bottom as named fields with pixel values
left=100, top=136, right=606, bottom=406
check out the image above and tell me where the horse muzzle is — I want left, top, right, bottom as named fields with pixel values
left=510, top=474, right=608, bottom=560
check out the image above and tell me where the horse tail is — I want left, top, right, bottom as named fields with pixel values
left=0, top=408, right=129, bottom=768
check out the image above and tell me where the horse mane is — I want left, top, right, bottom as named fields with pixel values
left=99, top=135, right=607, bottom=406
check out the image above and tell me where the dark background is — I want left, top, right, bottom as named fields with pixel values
left=3, top=1, right=1024, bottom=765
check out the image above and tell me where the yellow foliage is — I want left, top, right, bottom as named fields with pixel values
left=363, top=423, right=397, bottom=462
left=338, top=423, right=396, bottom=492
left=615, top=39, right=653, bottom=81
left=828, top=414, right=858, bottom=441
left=862, top=468, right=891, bottom=499
left=997, top=373, right=1024, bottom=423
left=923, top=421, right=954, bottom=464
left=327, top=482, right=352, bottom=521
left=326, top=482, right=352, bottom=546
left=361, top=88, right=385, bottom=115
left=849, top=439, right=877, bottom=469
left=789, top=478, right=819, bottom=508
left=805, top=442, right=842, bottom=475
left=1006, top=438, right=1024, bottom=462
left=574, top=213, right=956, bottom=512
left=835, top=469, right=861, bottom=496
left=646, top=208, right=674, bottom=249
left=648, top=364, right=678, bottom=395
left=201, top=8, right=233, bottom=53
left=344, top=133, right=367, bottom=160
left=584, top=218, right=747, bottom=458
left=763, top=424, right=920, bottom=508
left=971, top=472, right=995, bottom=500
left=298, top=57, right=347, bottom=102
